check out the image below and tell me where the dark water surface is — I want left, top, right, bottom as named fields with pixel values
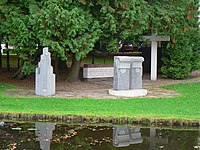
left=0, top=121, right=200, bottom=150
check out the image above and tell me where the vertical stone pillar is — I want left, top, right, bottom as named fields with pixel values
left=109, top=56, right=147, bottom=97
left=151, top=41, right=158, bottom=81
left=35, top=47, right=55, bottom=96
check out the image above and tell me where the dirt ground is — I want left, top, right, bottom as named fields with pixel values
left=0, top=69, right=200, bottom=99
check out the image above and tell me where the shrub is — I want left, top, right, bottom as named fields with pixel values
left=161, top=34, right=193, bottom=79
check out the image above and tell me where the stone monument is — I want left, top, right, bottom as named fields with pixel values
left=109, top=56, right=147, bottom=97
left=35, top=47, right=55, bottom=96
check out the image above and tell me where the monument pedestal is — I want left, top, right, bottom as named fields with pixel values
left=108, top=89, right=147, bottom=97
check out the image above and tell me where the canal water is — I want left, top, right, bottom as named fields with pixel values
left=0, top=121, right=199, bottom=150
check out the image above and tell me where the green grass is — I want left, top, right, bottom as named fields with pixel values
left=0, top=82, right=200, bottom=122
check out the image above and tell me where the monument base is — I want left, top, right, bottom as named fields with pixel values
left=108, top=89, right=147, bottom=97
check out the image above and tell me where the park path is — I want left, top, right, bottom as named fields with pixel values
left=1, top=70, right=200, bottom=99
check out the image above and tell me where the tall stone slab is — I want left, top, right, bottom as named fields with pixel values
left=109, top=56, right=147, bottom=97
left=35, top=47, right=55, bottom=96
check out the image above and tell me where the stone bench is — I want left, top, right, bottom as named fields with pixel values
left=83, top=64, right=114, bottom=79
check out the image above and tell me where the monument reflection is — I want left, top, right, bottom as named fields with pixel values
left=35, top=122, right=55, bottom=150
left=113, top=126, right=143, bottom=147
left=113, top=126, right=168, bottom=150
left=0, top=121, right=200, bottom=149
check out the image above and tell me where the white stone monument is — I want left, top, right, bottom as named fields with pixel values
left=143, top=35, right=170, bottom=80
left=35, top=47, right=55, bottom=96
left=109, top=56, right=147, bottom=97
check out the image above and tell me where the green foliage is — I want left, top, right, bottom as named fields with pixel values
left=161, top=33, right=193, bottom=79
left=161, top=0, right=200, bottom=79
left=0, top=0, right=199, bottom=79
left=22, top=61, right=36, bottom=75
left=31, top=0, right=101, bottom=60
left=93, top=0, right=149, bottom=51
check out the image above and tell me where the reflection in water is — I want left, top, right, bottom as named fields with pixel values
left=35, top=122, right=55, bottom=150
left=112, top=126, right=168, bottom=149
left=0, top=121, right=200, bottom=149
left=113, top=126, right=143, bottom=147
left=198, top=127, right=200, bottom=148
left=146, top=128, right=168, bottom=150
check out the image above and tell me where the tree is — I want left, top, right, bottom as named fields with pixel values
left=82, top=0, right=150, bottom=52
left=0, top=0, right=42, bottom=78
left=159, top=0, right=200, bottom=79
left=31, top=0, right=101, bottom=81
left=0, top=0, right=101, bottom=81
left=1, top=0, right=199, bottom=80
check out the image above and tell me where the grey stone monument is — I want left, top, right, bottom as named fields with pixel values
left=109, top=56, right=147, bottom=97
left=113, top=126, right=143, bottom=147
left=35, top=47, right=55, bottom=96
left=35, top=122, right=55, bottom=150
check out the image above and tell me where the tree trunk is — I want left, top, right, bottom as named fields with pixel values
left=17, top=55, right=20, bottom=69
left=6, top=44, right=10, bottom=71
left=12, top=60, right=26, bottom=79
left=66, top=54, right=81, bottom=82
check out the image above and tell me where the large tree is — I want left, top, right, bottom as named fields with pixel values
left=1, top=0, right=199, bottom=80
left=31, top=0, right=101, bottom=81
left=0, top=0, right=42, bottom=78
left=157, top=0, right=200, bottom=79
left=82, top=0, right=150, bottom=51
left=0, top=0, right=101, bottom=81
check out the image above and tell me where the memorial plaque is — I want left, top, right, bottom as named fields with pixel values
left=83, top=67, right=114, bottom=78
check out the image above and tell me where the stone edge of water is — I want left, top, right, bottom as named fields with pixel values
left=0, top=113, right=199, bottom=128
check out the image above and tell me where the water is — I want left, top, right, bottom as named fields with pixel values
left=0, top=121, right=200, bottom=150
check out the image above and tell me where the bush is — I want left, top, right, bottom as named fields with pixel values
left=161, top=34, right=193, bottom=79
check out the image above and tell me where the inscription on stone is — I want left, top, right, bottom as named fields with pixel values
left=83, top=67, right=114, bottom=78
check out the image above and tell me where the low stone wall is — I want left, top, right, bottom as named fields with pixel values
left=83, top=64, right=114, bottom=79
left=0, top=113, right=199, bottom=127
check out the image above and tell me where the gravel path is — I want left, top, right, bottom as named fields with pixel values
left=1, top=70, right=200, bottom=99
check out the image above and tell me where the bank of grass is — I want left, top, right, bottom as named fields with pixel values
left=0, top=82, right=200, bottom=124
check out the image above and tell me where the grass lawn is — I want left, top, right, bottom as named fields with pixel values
left=0, top=82, right=200, bottom=123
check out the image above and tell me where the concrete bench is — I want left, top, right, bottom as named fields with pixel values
left=83, top=64, right=114, bottom=79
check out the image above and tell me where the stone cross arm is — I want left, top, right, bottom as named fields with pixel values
left=143, top=35, right=170, bottom=42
